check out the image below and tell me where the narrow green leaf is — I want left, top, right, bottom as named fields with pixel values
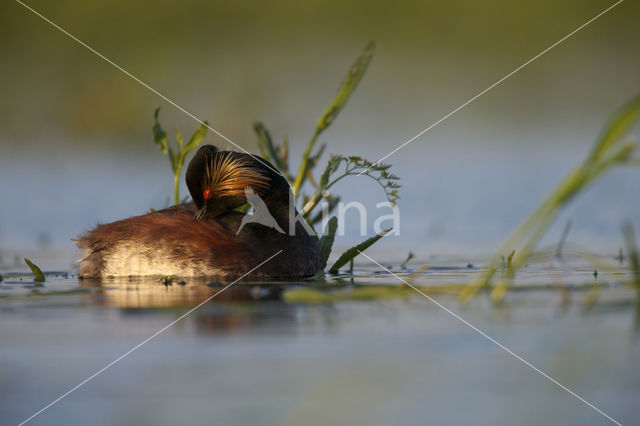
left=253, top=122, right=283, bottom=170
left=168, top=147, right=178, bottom=174
left=461, top=93, right=640, bottom=304
left=235, top=203, right=251, bottom=214
left=292, top=41, right=375, bottom=197
left=183, top=121, right=209, bottom=153
left=318, top=217, right=338, bottom=269
left=315, top=41, right=375, bottom=134
left=24, top=258, right=45, bottom=283
left=153, top=108, right=168, bottom=154
left=328, top=227, right=392, bottom=274
left=590, top=94, right=640, bottom=161
left=175, top=127, right=183, bottom=150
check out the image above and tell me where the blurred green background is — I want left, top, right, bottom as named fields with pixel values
left=1, top=0, right=639, bottom=266
left=2, top=0, right=639, bottom=148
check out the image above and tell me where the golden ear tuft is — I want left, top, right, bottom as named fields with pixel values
left=204, top=152, right=270, bottom=197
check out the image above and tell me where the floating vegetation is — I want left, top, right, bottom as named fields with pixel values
left=460, top=94, right=640, bottom=303
left=280, top=276, right=630, bottom=304
left=284, top=284, right=413, bottom=303
left=24, top=258, right=45, bottom=283
left=400, top=252, right=414, bottom=269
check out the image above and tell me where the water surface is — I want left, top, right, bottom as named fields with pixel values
left=1, top=263, right=638, bottom=425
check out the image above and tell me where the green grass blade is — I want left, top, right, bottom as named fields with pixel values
left=318, top=216, right=338, bottom=269
left=315, top=41, right=375, bottom=135
left=183, top=121, right=209, bottom=153
left=589, top=94, right=640, bottom=161
left=24, top=258, right=45, bottom=282
left=328, top=227, right=391, bottom=274
left=175, top=127, right=183, bottom=150
left=292, top=42, right=375, bottom=197
left=168, top=147, right=178, bottom=174
left=153, top=108, right=168, bottom=154
left=461, top=93, right=640, bottom=304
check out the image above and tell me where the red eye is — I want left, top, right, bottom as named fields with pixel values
left=203, top=189, right=211, bottom=200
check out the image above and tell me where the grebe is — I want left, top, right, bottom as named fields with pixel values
left=75, top=145, right=322, bottom=278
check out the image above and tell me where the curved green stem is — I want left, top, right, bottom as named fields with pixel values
left=292, top=132, right=319, bottom=198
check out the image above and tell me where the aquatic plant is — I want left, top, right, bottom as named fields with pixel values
left=299, top=154, right=400, bottom=221
left=318, top=217, right=338, bottom=269
left=152, top=42, right=401, bottom=273
left=328, top=229, right=391, bottom=274
left=460, top=94, right=640, bottom=303
left=253, top=42, right=400, bottom=273
left=400, top=252, right=415, bottom=269
left=291, top=41, right=375, bottom=198
left=284, top=284, right=414, bottom=303
left=622, top=220, right=640, bottom=295
left=24, top=258, right=45, bottom=283
left=153, top=108, right=209, bottom=205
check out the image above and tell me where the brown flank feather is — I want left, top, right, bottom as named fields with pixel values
left=75, top=205, right=252, bottom=278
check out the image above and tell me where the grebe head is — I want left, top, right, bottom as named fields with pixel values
left=186, top=145, right=288, bottom=220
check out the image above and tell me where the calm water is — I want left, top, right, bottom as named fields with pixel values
left=2, top=135, right=639, bottom=426
left=1, top=263, right=638, bottom=426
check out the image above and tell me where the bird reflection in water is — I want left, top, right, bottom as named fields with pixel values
left=78, top=277, right=305, bottom=334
